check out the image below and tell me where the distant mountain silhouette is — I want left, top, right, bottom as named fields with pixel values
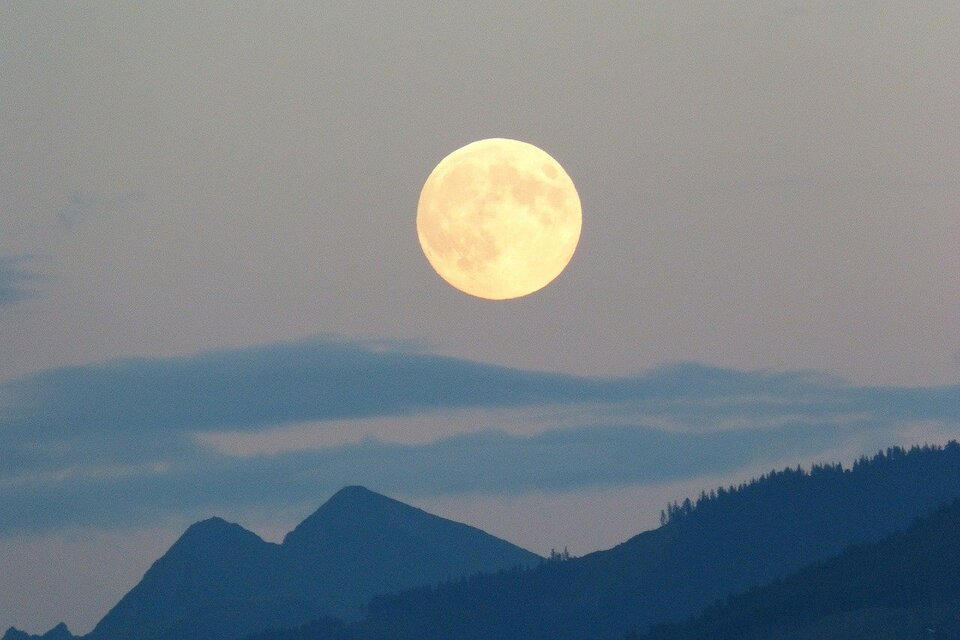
left=83, top=486, right=539, bottom=640
left=635, top=497, right=960, bottom=640
left=2, top=623, right=74, bottom=640
left=253, top=442, right=960, bottom=640
left=280, top=486, right=538, bottom=614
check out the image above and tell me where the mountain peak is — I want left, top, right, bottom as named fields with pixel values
left=158, top=516, right=270, bottom=565
left=320, top=485, right=401, bottom=512
left=179, top=516, right=254, bottom=542
left=328, top=485, right=380, bottom=503
left=185, top=515, right=232, bottom=531
left=282, top=486, right=410, bottom=547
left=77, top=486, right=540, bottom=640
left=40, top=624, right=73, bottom=640
left=2, top=628, right=30, bottom=640
left=1, top=623, right=74, bottom=640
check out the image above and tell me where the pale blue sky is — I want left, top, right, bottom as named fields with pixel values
left=1, top=2, right=958, bottom=634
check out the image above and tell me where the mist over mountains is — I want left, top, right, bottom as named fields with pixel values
left=4, top=4, right=957, bottom=640
left=8, top=443, right=960, bottom=640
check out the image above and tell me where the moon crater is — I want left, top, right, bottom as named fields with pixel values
left=416, top=138, right=582, bottom=300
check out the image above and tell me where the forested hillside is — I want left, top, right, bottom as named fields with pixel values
left=634, top=497, right=960, bottom=640
left=250, top=442, right=960, bottom=640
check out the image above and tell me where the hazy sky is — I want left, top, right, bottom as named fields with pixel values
left=1, top=2, right=958, bottom=634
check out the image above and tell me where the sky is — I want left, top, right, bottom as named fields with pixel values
left=1, top=2, right=958, bottom=635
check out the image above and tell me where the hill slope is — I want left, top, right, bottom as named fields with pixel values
left=85, top=486, right=539, bottom=640
left=261, top=442, right=960, bottom=640
left=635, top=497, right=960, bottom=640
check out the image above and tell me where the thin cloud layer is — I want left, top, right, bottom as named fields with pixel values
left=55, top=191, right=147, bottom=230
left=1, top=337, right=957, bottom=535
left=0, top=257, right=42, bottom=306
left=0, top=423, right=845, bottom=536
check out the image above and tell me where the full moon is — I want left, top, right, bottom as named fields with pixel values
left=416, top=138, right=582, bottom=300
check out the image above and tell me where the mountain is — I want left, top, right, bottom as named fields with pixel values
left=2, top=623, right=74, bottom=640
left=86, top=517, right=299, bottom=640
left=84, top=486, right=539, bottom=640
left=280, top=486, right=539, bottom=615
left=257, top=442, right=960, bottom=640
left=635, top=497, right=960, bottom=640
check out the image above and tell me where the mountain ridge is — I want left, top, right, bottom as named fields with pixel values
left=2, top=622, right=74, bottom=640
left=13, top=443, right=960, bottom=640
left=82, top=485, right=539, bottom=640
left=264, top=442, right=960, bottom=640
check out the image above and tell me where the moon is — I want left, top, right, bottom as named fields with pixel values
left=416, top=138, right=582, bottom=300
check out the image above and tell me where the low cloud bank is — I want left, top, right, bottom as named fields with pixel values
left=1, top=337, right=956, bottom=534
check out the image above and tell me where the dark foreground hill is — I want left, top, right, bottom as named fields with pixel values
left=253, top=442, right=960, bottom=640
left=634, top=497, right=960, bottom=640
left=2, top=486, right=538, bottom=640
left=1, top=623, right=74, bottom=640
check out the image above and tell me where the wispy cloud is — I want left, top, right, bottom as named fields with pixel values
left=6, top=338, right=916, bottom=439
left=56, top=191, right=146, bottom=230
left=0, top=256, right=43, bottom=306
left=0, top=337, right=956, bottom=535
left=0, top=423, right=847, bottom=536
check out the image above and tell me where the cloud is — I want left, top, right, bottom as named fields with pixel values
left=56, top=193, right=95, bottom=230
left=0, top=338, right=896, bottom=440
left=0, top=256, right=43, bottom=306
left=0, top=336, right=956, bottom=535
left=0, top=422, right=847, bottom=536
left=56, top=191, right=146, bottom=230
left=1, top=338, right=582, bottom=439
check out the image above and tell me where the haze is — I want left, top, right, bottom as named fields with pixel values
left=1, top=2, right=957, bottom=634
